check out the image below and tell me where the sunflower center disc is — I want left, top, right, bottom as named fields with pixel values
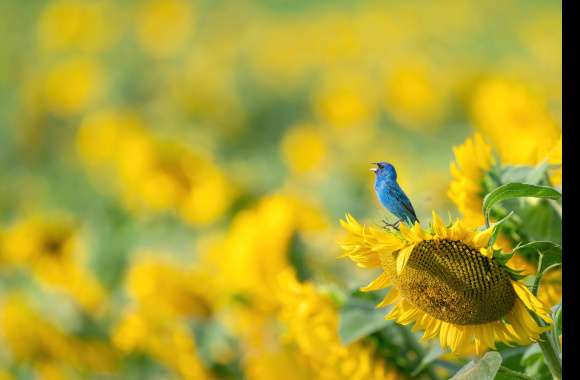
left=396, top=239, right=516, bottom=325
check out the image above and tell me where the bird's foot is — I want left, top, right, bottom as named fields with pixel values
left=381, top=219, right=401, bottom=230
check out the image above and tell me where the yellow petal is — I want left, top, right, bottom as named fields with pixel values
left=411, top=221, right=427, bottom=240
left=360, top=271, right=392, bottom=292
left=480, top=247, right=493, bottom=258
left=472, top=227, right=493, bottom=248
left=439, top=322, right=450, bottom=349
left=512, top=281, right=553, bottom=323
left=377, top=287, right=399, bottom=308
left=431, top=211, right=447, bottom=238
left=398, top=222, right=419, bottom=242
left=396, top=245, right=414, bottom=275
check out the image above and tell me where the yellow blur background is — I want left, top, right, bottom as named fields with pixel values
left=0, top=0, right=561, bottom=379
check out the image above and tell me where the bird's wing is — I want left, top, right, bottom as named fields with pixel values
left=387, top=185, right=419, bottom=223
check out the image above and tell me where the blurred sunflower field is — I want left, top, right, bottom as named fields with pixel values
left=0, top=0, right=562, bottom=379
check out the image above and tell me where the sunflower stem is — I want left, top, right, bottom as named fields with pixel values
left=531, top=258, right=561, bottom=353
left=497, top=366, right=537, bottom=380
left=529, top=256, right=562, bottom=380
left=536, top=332, right=562, bottom=380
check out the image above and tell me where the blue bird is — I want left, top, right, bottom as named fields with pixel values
left=370, top=162, right=419, bottom=228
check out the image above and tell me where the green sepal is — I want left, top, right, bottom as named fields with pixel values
left=504, top=266, right=528, bottom=281
left=492, top=250, right=514, bottom=266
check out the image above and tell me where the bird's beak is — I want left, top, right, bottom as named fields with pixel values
left=369, top=163, right=378, bottom=173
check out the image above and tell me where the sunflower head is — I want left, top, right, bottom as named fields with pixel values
left=340, top=212, right=552, bottom=356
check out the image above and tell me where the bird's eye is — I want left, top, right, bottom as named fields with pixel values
left=378, top=164, right=383, bottom=169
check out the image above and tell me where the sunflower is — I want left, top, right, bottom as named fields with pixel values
left=339, top=212, right=552, bottom=356
left=448, top=135, right=562, bottom=308
left=448, top=133, right=494, bottom=228
left=1, top=216, right=106, bottom=313
left=112, top=256, right=215, bottom=380
left=276, top=270, right=401, bottom=380
left=0, top=295, right=117, bottom=375
left=546, top=135, right=562, bottom=186
left=470, top=78, right=561, bottom=167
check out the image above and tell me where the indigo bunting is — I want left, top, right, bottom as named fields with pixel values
left=370, top=162, right=419, bottom=227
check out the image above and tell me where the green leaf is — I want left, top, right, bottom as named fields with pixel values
left=520, top=344, right=551, bottom=379
left=482, top=183, right=561, bottom=227
left=192, top=320, right=240, bottom=367
left=512, top=241, right=562, bottom=275
left=499, top=162, right=550, bottom=186
left=288, top=233, right=312, bottom=281
left=525, top=161, right=550, bottom=185
left=338, top=295, right=392, bottom=345
left=450, top=351, right=502, bottom=380
left=411, top=343, right=444, bottom=376
left=521, top=344, right=542, bottom=367
left=500, top=165, right=534, bottom=184
left=518, top=201, right=562, bottom=244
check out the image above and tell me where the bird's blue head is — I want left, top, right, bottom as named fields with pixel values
left=370, top=162, right=397, bottom=181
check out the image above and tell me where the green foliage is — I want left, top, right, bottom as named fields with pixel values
left=450, top=351, right=502, bottom=380
left=192, top=320, right=244, bottom=379
left=411, top=343, right=444, bottom=377
left=520, top=344, right=551, bottom=380
left=512, top=241, right=562, bottom=276
left=551, top=303, right=562, bottom=357
left=483, top=183, right=561, bottom=228
left=499, top=161, right=556, bottom=187
left=487, top=210, right=514, bottom=247
left=338, top=291, right=392, bottom=345
left=0, top=0, right=562, bottom=378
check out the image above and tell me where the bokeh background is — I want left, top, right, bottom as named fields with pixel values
left=0, top=0, right=561, bottom=379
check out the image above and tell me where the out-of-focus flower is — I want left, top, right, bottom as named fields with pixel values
left=0, top=295, right=117, bottom=375
left=125, top=255, right=215, bottom=319
left=243, top=346, right=314, bottom=380
left=281, top=123, right=328, bottom=176
left=202, top=194, right=327, bottom=309
left=517, top=11, right=562, bottom=72
left=76, top=113, right=235, bottom=226
left=339, top=213, right=552, bottom=356
left=0, top=296, right=73, bottom=366
left=113, top=308, right=213, bottom=380
left=76, top=109, right=146, bottom=169
left=113, top=256, right=214, bottom=380
left=1, top=216, right=106, bottom=314
left=470, top=78, right=561, bottom=165
left=198, top=194, right=328, bottom=356
left=37, top=0, right=118, bottom=53
left=43, top=58, right=105, bottom=117
left=117, top=137, right=234, bottom=225
left=448, top=134, right=495, bottom=228
left=383, top=63, right=444, bottom=131
left=0, top=370, right=15, bottom=380
left=546, top=135, right=562, bottom=186
left=135, top=0, right=194, bottom=58
left=313, top=71, right=378, bottom=130
left=276, top=270, right=401, bottom=380
left=168, top=52, right=245, bottom=132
